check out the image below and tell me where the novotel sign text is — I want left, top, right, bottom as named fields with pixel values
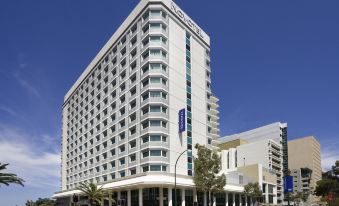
left=171, top=3, right=204, bottom=39
left=178, top=108, right=186, bottom=133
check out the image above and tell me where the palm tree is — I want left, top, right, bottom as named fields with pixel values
left=0, top=163, right=24, bottom=187
left=77, top=182, right=106, bottom=206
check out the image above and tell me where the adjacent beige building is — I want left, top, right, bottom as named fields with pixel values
left=288, top=136, right=322, bottom=201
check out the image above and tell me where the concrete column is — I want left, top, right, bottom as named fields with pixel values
left=203, top=192, right=207, bottom=206
left=160, top=187, right=164, bottom=206
left=232, top=193, right=235, bottom=206
left=225, top=192, right=228, bottom=206
left=139, top=188, right=143, bottom=206
left=239, top=194, right=242, bottom=206
left=193, top=189, right=197, bottom=203
left=168, top=187, right=173, bottom=206
left=181, top=188, right=185, bottom=206
left=127, top=189, right=131, bottom=206
left=265, top=184, right=269, bottom=204
left=117, top=191, right=121, bottom=203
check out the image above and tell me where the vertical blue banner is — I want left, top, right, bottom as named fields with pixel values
left=283, top=176, right=293, bottom=193
left=178, top=108, right=186, bottom=133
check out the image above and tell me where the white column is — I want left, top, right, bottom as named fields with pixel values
left=225, top=192, right=228, bottom=206
left=181, top=188, right=185, bottom=206
left=203, top=192, right=207, bottom=206
left=127, top=190, right=131, bottom=206
left=232, top=193, right=235, bottom=206
left=139, top=188, right=143, bottom=206
left=118, top=191, right=121, bottom=202
left=193, top=189, right=197, bottom=204
left=168, top=187, right=173, bottom=206
left=212, top=195, right=216, bottom=206
left=239, top=194, right=242, bottom=206
left=245, top=195, right=248, bottom=206
left=160, top=187, right=164, bottom=206
left=265, top=184, right=269, bottom=204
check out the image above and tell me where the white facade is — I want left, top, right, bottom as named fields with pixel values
left=55, top=1, right=248, bottom=206
left=219, top=123, right=287, bottom=204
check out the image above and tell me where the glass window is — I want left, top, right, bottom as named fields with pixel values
left=150, top=36, right=161, bottom=42
left=142, top=165, right=149, bottom=172
left=150, top=77, right=161, bottom=84
left=150, top=165, right=161, bottom=171
left=150, top=10, right=161, bottom=16
left=142, top=136, right=149, bottom=143
left=150, top=106, right=161, bottom=112
left=143, top=151, right=149, bottom=158
left=150, top=135, right=161, bottom=141
left=150, top=63, right=161, bottom=70
left=150, top=23, right=161, bottom=29
left=150, top=91, right=161, bottom=98
left=150, top=150, right=161, bottom=156
left=150, top=49, right=161, bottom=56
left=150, top=120, right=161, bottom=127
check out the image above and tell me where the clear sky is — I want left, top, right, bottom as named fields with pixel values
left=0, top=0, right=338, bottom=205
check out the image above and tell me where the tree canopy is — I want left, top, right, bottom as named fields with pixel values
left=315, top=160, right=339, bottom=198
left=193, top=144, right=226, bottom=206
left=243, top=182, right=262, bottom=202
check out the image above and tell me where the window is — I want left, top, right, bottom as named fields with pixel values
left=150, top=63, right=160, bottom=70
left=150, top=106, right=161, bottom=112
left=120, top=158, right=125, bottom=166
left=150, top=165, right=161, bottom=171
left=129, top=140, right=136, bottom=148
left=150, top=135, right=161, bottom=141
left=150, top=49, right=161, bottom=56
left=150, top=77, right=161, bottom=84
left=130, top=154, right=136, bottom=162
left=120, top=171, right=125, bottom=178
left=150, top=91, right=160, bottom=98
left=150, top=10, right=161, bottom=16
left=150, top=120, right=161, bottom=127
left=150, top=150, right=161, bottom=156
left=130, top=169, right=136, bottom=175
left=119, top=145, right=125, bottom=153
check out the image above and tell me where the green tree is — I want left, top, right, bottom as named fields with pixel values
left=315, top=179, right=339, bottom=197
left=0, top=163, right=24, bottom=187
left=35, top=198, right=56, bottom=206
left=25, top=198, right=56, bottom=206
left=333, top=161, right=339, bottom=176
left=315, top=160, right=339, bottom=198
left=77, top=182, right=107, bottom=206
left=193, top=144, right=226, bottom=206
left=25, top=200, right=34, bottom=206
left=243, top=182, right=262, bottom=204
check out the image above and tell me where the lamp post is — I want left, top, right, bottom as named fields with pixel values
left=174, top=149, right=189, bottom=206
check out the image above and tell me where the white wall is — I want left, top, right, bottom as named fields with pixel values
left=236, top=139, right=270, bottom=169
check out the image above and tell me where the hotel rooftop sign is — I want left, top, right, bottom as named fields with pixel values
left=170, top=2, right=206, bottom=41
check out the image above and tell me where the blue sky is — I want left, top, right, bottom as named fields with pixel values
left=0, top=0, right=338, bottom=205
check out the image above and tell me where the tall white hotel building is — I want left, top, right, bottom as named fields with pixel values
left=54, top=0, right=246, bottom=205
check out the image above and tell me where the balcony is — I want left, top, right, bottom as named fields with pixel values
left=140, top=127, right=168, bottom=137
left=140, top=97, right=168, bottom=108
left=140, top=112, right=169, bottom=122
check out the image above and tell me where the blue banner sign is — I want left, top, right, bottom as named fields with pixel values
left=178, top=109, right=186, bottom=133
left=283, top=176, right=293, bottom=193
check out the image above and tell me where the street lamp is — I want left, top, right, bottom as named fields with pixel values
left=174, top=149, right=189, bottom=206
